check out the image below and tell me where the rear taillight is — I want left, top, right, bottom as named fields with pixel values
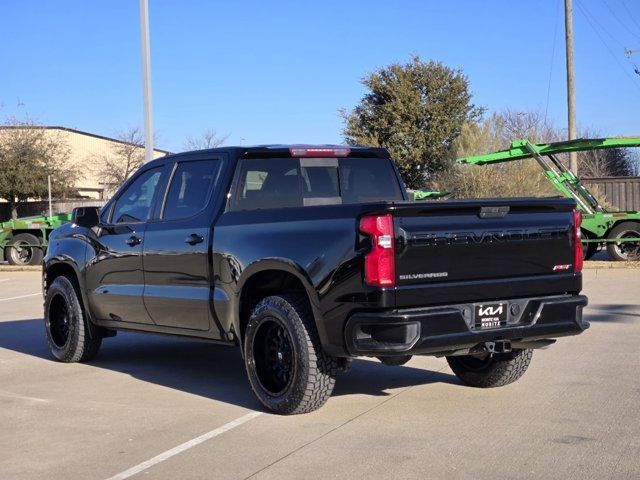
left=360, top=214, right=395, bottom=287
left=573, top=209, right=583, bottom=273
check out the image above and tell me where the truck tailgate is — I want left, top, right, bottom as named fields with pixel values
left=392, top=198, right=580, bottom=306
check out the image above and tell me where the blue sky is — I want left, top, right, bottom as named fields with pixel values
left=1, top=0, right=639, bottom=152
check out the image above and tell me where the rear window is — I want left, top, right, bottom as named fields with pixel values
left=231, top=157, right=403, bottom=211
left=340, top=158, right=404, bottom=204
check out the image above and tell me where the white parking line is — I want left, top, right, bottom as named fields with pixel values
left=104, top=411, right=263, bottom=480
left=0, top=293, right=41, bottom=302
left=0, top=278, right=9, bottom=283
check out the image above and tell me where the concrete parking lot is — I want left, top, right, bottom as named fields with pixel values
left=0, top=269, right=638, bottom=480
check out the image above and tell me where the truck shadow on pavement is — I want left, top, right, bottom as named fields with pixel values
left=0, top=318, right=460, bottom=411
left=584, top=304, right=640, bottom=323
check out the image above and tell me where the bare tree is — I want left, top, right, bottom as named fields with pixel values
left=0, top=118, right=79, bottom=219
left=433, top=110, right=559, bottom=198
left=499, top=109, right=560, bottom=144
left=183, top=129, right=228, bottom=151
left=99, top=127, right=146, bottom=192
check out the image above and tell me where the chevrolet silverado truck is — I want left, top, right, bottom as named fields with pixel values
left=43, top=145, right=589, bottom=414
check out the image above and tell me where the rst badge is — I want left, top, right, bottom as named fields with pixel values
left=474, top=303, right=507, bottom=329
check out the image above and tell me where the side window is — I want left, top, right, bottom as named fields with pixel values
left=233, top=158, right=301, bottom=210
left=163, top=159, right=220, bottom=220
left=111, top=167, right=163, bottom=224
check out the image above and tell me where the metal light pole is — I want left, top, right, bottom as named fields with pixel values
left=564, top=0, right=578, bottom=174
left=47, top=175, right=53, bottom=219
left=139, top=0, right=154, bottom=163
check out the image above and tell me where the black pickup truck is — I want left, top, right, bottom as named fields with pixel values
left=43, top=145, right=589, bottom=414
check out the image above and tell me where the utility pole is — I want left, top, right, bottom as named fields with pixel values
left=625, top=49, right=640, bottom=75
left=564, top=0, right=578, bottom=174
left=139, top=0, right=154, bottom=163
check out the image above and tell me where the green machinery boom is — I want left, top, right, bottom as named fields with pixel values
left=457, top=137, right=640, bottom=261
left=0, top=213, right=72, bottom=266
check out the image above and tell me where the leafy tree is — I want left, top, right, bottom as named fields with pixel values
left=341, top=56, right=483, bottom=188
left=183, top=128, right=228, bottom=150
left=0, top=119, right=79, bottom=219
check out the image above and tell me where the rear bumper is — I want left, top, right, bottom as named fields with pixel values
left=344, top=294, right=589, bottom=356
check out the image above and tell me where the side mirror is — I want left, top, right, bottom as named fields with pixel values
left=72, top=206, right=100, bottom=228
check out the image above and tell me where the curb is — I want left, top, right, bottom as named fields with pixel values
left=0, top=265, right=42, bottom=272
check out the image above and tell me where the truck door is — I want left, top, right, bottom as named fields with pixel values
left=85, top=165, right=166, bottom=324
left=142, top=157, right=224, bottom=334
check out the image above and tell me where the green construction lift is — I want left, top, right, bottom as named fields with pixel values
left=0, top=213, right=72, bottom=266
left=457, top=137, right=640, bottom=261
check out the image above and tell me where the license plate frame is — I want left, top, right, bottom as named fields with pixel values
left=474, top=302, right=508, bottom=330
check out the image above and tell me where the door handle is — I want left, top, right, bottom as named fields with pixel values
left=185, top=234, right=204, bottom=245
left=126, top=235, right=141, bottom=247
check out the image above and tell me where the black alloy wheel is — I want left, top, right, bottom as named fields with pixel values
left=253, top=317, right=295, bottom=395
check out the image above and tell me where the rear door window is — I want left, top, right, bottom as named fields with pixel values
left=234, top=158, right=302, bottom=210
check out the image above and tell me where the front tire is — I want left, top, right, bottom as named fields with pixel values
left=446, top=349, right=533, bottom=388
left=244, top=294, right=338, bottom=415
left=44, top=276, right=102, bottom=362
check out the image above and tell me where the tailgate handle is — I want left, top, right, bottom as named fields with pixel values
left=479, top=206, right=510, bottom=218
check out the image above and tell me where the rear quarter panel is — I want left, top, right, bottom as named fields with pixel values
left=212, top=204, right=390, bottom=354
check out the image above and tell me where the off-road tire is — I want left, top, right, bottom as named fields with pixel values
left=446, top=349, right=533, bottom=388
left=44, top=276, right=102, bottom=362
left=581, top=230, right=598, bottom=260
left=6, top=233, right=44, bottom=266
left=244, top=294, right=338, bottom=415
left=606, top=222, right=640, bottom=261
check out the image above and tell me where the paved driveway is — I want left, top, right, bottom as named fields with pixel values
left=0, top=269, right=638, bottom=479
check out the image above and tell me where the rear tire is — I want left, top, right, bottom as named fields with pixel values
left=606, top=222, right=640, bottom=261
left=6, top=233, right=43, bottom=266
left=446, top=349, right=533, bottom=388
left=44, top=276, right=102, bottom=362
left=244, top=294, right=338, bottom=414
left=581, top=230, right=598, bottom=260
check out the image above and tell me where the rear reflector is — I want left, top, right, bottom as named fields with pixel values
left=573, top=209, right=583, bottom=273
left=360, top=214, right=395, bottom=287
left=289, top=147, right=350, bottom=157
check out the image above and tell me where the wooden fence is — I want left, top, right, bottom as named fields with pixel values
left=582, top=177, right=640, bottom=212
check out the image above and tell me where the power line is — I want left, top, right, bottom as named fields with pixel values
left=619, top=0, right=640, bottom=33
left=575, top=0, right=640, bottom=92
left=577, top=0, right=625, bottom=49
left=545, top=0, right=562, bottom=124
left=603, top=0, right=640, bottom=40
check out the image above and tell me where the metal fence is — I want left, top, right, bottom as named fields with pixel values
left=582, top=177, right=640, bottom=212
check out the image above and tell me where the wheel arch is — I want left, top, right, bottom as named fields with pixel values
left=604, top=219, right=640, bottom=237
left=235, top=259, right=321, bottom=353
left=43, top=258, right=96, bottom=323
left=9, top=229, right=45, bottom=239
